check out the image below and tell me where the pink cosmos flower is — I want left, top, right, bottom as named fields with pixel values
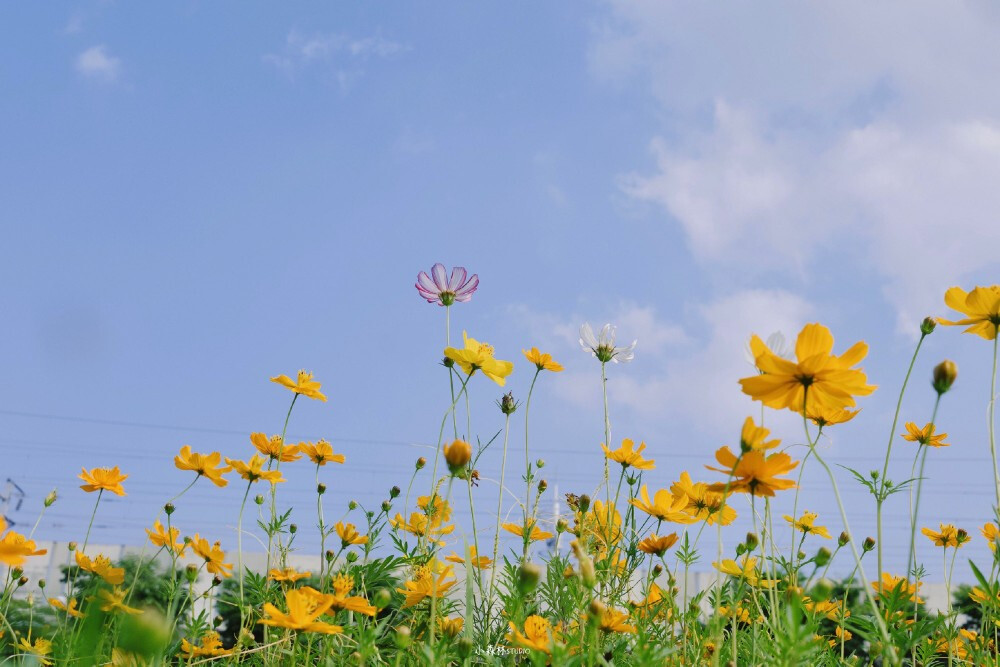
left=415, top=263, right=479, bottom=306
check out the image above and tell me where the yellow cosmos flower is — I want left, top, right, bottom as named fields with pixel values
left=634, top=583, right=671, bottom=619
left=443, top=439, right=472, bottom=472
left=330, top=573, right=377, bottom=616
left=335, top=522, right=368, bottom=547
left=173, top=446, right=230, bottom=487
left=939, top=285, right=1000, bottom=339
left=970, top=586, right=1000, bottom=606
left=638, top=532, right=678, bottom=556
left=396, top=565, right=457, bottom=609
left=585, top=500, right=624, bottom=549
left=706, top=447, right=799, bottom=497
left=803, top=597, right=848, bottom=622
left=178, top=631, right=233, bottom=658
left=444, top=331, right=514, bottom=386
left=75, top=552, right=125, bottom=585
left=669, top=472, right=736, bottom=525
left=268, top=567, right=311, bottom=583
left=718, top=605, right=753, bottom=624
left=390, top=512, right=455, bottom=546
left=739, top=417, right=780, bottom=452
left=713, top=556, right=776, bottom=588
left=259, top=587, right=342, bottom=634
left=803, top=405, right=860, bottom=427
left=784, top=511, right=832, bottom=539
left=94, top=588, right=143, bottom=615
left=601, top=438, right=655, bottom=470
left=445, top=545, right=492, bottom=569
left=188, top=535, right=233, bottom=578
left=523, top=347, right=564, bottom=372
left=251, top=433, right=302, bottom=462
left=983, top=522, right=1000, bottom=551
left=146, top=520, right=185, bottom=556
left=79, top=466, right=128, bottom=496
left=0, top=520, right=48, bottom=566
left=438, top=616, right=465, bottom=638
left=872, top=572, right=923, bottom=604
left=921, top=523, right=964, bottom=548
left=507, top=615, right=557, bottom=654
left=595, top=607, right=637, bottom=634
left=17, top=636, right=53, bottom=665
left=630, top=485, right=697, bottom=524
left=299, top=439, right=345, bottom=466
left=740, top=323, right=876, bottom=413
left=49, top=597, right=83, bottom=618
left=270, top=370, right=328, bottom=401
left=107, top=648, right=149, bottom=666
left=502, top=519, right=554, bottom=542
left=417, top=494, right=453, bottom=522
left=902, top=422, right=949, bottom=447
left=225, top=455, right=285, bottom=484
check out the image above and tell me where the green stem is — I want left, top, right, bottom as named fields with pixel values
left=489, top=413, right=512, bottom=606
left=989, top=332, right=1000, bottom=511
left=266, top=393, right=299, bottom=573
left=601, top=362, right=611, bottom=511
left=907, top=394, right=941, bottom=582
left=236, top=480, right=253, bottom=629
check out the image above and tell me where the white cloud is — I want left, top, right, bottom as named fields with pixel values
left=263, top=30, right=406, bottom=82
left=75, top=45, right=120, bottom=82
left=595, top=1, right=1000, bottom=334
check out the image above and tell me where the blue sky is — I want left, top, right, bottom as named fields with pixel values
left=2, top=1, right=1000, bottom=580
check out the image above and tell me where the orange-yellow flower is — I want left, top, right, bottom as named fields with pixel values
left=740, top=323, right=876, bottom=413
left=269, top=567, right=311, bottom=583
left=251, top=433, right=301, bottom=462
left=443, top=439, right=472, bottom=471
left=179, top=631, right=233, bottom=658
left=396, top=564, right=457, bottom=608
left=188, top=535, right=233, bottom=578
left=330, top=573, right=377, bottom=616
left=804, top=405, right=860, bottom=428
left=445, top=545, right=492, bottom=569
left=523, top=348, right=563, bottom=372
left=79, top=466, right=128, bottom=496
left=902, top=422, right=949, bottom=448
left=922, top=523, right=964, bottom=548
left=49, top=597, right=83, bottom=618
left=146, top=520, right=185, bottom=556
left=713, top=557, right=776, bottom=588
left=94, top=587, right=142, bottom=615
left=939, top=285, right=1000, bottom=339
left=335, top=522, right=368, bottom=547
left=872, top=572, right=923, bottom=604
left=438, top=616, right=465, bottom=638
left=445, top=332, right=514, bottom=386
left=601, top=438, right=655, bottom=470
left=75, top=552, right=125, bottom=585
left=669, top=472, right=737, bottom=525
left=259, top=587, right=342, bottom=634
left=983, top=522, right=1000, bottom=551
left=638, top=533, right=678, bottom=556
left=17, top=636, right=52, bottom=665
left=502, top=519, right=554, bottom=542
left=784, top=511, right=832, bottom=539
left=0, top=519, right=47, bottom=566
left=174, top=446, right=230, bottom=487
left=739, top=417, right=780, bottom=452
left=225, top=455, right=285, bottom=484
left=299, top=440, right=345, bottom=466
left=390, top=512, right=455, bottom=546
left=706, top=447, right=798, bottom=497
left=507, top=615, right=557, bottom=654
left=629, top=485, right=697, bottom=524
left=270, top=370, right=328, bottom=402
left=595, top=607, right=637, bottom=634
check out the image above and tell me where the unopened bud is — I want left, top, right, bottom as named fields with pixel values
left=390, top=486, right=401, bottom=498
left=588, top=599, right=606, bottom=624
left=578, top=495, right=591, bottom=513
left=863, top=536, right=876, bottom=552
left=517, top=562, right=542, bottom=595
left=457, top=637, right=474, bottom=658
left=11, top=568, right=23, bottom=579
left=444, top=439, right=472, bottom=474
left=348, top=500, right=358, bottom=510
left=920, top=316, right=937, bottom=336
left=164, top=502, right=175, bottom=515
left=346, top=551, right=358, bottom=563
left=185, top=564, right=198, bottom=582
left=580, top=557, right=597, bottom=588
left=653, top=564, right=663, bottom=576
left=498, top=392, right=518, bottom=415
left=442, top=356, right=455, bottom=368
left=212, top=575, right=222, bottom=587
left=812, top=578, right=835, bottom=602
left=416, top=457, right=427, bottom=470
left=958, top=528, right=970, bottom=545
left=556, top=518, right=569, bottom=533
left=536, top=459, right=545, bottom=469
left=17, top=576, right=28, bottom=587
left=325, top=550, right=335, bottom=562
left=381, top=500, right=392, bottom=512
left=814, top=547, right=832, bottom=567
left=735, top=543, right=747, bottom=556
left=289, top=524, right=297, bottom=534
left=38, top=579, right=46, bottom=589
left=44, top=489, right=58, bottom=507
left=317, top=483, right=326, bottom=495
left=214, top=615, right=224, bottom=627
left=395, top=625, right=412, bottom=648
left=374, top=588, right=392, bottom=609
left=838, top=531, right=850, bottom=547
left=68, top=542, right=77, bottom=552
left=745, top=533, right=759, bottom=551
left=933, top=360, right=957, bottom=395
left=254, top=495, right=265, bottom=506
left=537, top=479, right=547, bottom=493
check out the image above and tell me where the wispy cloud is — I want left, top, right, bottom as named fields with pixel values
left=263, top=30, right=406, bottom=89
left=75, top=45, right=120, bottom=82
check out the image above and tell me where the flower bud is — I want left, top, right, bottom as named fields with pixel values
left=214, top=615, right=224, bottom=627
left=838, top=531, right=850, bottom=547
left=537, top=479, right=547, bottom=493
left=346, top=551, right=359, bottom=563
left=68, top=542, right=77, bottom=552
left=289, top=524, right=297, bottom=534
left=812, top=578, right=835, bottom=602
left=254, top=495, right=265, bottom=506
left=390, top=486, right=401, bottom=499
left=11, top=567, right=22, bottom=579
left=536, top=459, right=545, bottom=469
left=317, top=483, right=327, bottom=495
left=325, top=550, right=335, bottom=562
left=237, top=629, right=255, bottom=648
left=556, top=518, right=569, bottom=533
left=395, top=625, right=412, bottom=648
left=588, top=599, right=606, bottom=625
left=44, top=489, right=58, bottom=507
left=381, top=500, right=392, bottom=512
left=745, top=533, right=759, bottom=551
left=517, top=562, right=542, bottom=595
left=164, top=502, right=175, bottom=515
left=17, top=576, right=28, bottom=587
left=38, top=579, right=46, bottom=589
left=444, top=439, right=472, bottom=474
left=348, top=500, right=358, bottom=510
left=814, top=547, right=832, bottom=567
left=653, top=564, right=663, bottom=576
left=185, top=564, right=198, bottom=583
left=442, top=356, right=455, bottom=368
left=863, top=536, right=876, bottom=552
left=933, top=360, right=957, bottom=395
left=958, top=528, right=971, bottom=545
left=212, top=575, right=223, bottom=587
left=797, top=550, right=806, bottom=561
left=920, top=316, right=937, bottom=336
left=578, top=494, right=591, bottom=513
left=580, top=557, right=597, bottom=588
left=416, top=457, right=427, bottom=470
left=498, top=391, right=518, bottom=415
left=457, top=637, right=474, bottom=658
left=373, top=587, right=392, bottom=609
left=735, top=544, right=746, bottom=556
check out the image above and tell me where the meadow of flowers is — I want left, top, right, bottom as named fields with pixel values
left=2, top=269, right=1000, bottom=666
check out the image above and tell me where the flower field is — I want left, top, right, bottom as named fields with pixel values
left=3, top=270, right=1000, bottom=666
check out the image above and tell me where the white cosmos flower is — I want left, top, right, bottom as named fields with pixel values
left=579, top=322, right=637, bottom=364
left=744, top=331, right=794, bottom=368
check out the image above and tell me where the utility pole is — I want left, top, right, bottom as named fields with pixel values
left=0, top=478, right=25, bottom=527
